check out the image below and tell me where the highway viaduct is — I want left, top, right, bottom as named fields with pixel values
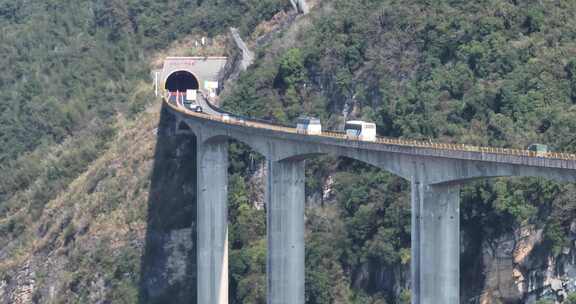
left=158, top=57, right=576, bottom=304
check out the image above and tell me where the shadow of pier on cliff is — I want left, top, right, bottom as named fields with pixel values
left=139, top=104, right=197, bottom=304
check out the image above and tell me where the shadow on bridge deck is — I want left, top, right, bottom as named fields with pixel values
left=138, top=104, right=197, bottom=303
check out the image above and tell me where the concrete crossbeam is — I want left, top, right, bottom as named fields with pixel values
left=267, top=160, right=306, bottom=304
left=197, top=140, right=229, bottom=304
left=411, top=180, right=460, bottom=304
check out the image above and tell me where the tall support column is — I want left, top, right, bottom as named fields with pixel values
left=197, top=140, right=229, bottom=304
left=411, top=179, right=460, bottom=304
left=267, top=160, right=305, bottom=304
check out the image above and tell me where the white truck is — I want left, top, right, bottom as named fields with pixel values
left=296, top=117, right=322, bottom=135
left=183, top=89, right=203, bottom=113
left=345, top=120, right=377, bottom=141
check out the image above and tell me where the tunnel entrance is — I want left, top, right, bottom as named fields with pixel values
left=165, top=71, right=199, bottom=92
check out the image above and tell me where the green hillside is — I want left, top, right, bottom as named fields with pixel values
left=0, top=0, right=287, bottom=162
left=1, top=0, right=576, bottom=303
left=223, top=0, right=576, bottom=302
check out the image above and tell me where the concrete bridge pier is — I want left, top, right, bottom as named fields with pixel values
left=267, top=160, right=306, bottom=304
left=411, top=179, right=460, bottom=304
left=197, top=140, right=229, bottom=304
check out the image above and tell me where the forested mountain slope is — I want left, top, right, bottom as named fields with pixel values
left=222, top=1, right=576, bottom=303
left=1, top=0, right=576, bottom=303
left=0, top=0, right=288, bottom=303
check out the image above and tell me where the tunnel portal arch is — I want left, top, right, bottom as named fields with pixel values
left=165, top=70, right=200, bottom=92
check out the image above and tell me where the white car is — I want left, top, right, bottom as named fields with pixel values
left=185, top=103, right=203, bottom=113
left=296, top=116, right=322, bottom=135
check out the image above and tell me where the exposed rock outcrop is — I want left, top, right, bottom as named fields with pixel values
left=230, top=27, right=254, bottom=72
left=248, top=162, right=267, bottom=210
left=289, top=0, right=309, bottom=14
left=479, top=223, right=576, bottom=304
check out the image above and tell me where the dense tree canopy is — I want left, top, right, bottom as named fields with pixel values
left=2, top=0, right=576, bottom=303
left=223, top=0, right=576, bottom=302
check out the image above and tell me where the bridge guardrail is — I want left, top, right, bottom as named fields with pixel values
left=198, top=92, right=297, bottom=129
left=163, top=95, right=576, bottom=161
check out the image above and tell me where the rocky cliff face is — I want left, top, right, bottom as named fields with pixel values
left=311, top=172, right=576, bottom=303
left=472, top=223, right=576, bottom=304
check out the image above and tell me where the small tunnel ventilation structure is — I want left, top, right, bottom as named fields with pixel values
left=165, top=71, right=199, bottom=92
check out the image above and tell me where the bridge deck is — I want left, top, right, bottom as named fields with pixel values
left=164, top=97, right=576, bottom=170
